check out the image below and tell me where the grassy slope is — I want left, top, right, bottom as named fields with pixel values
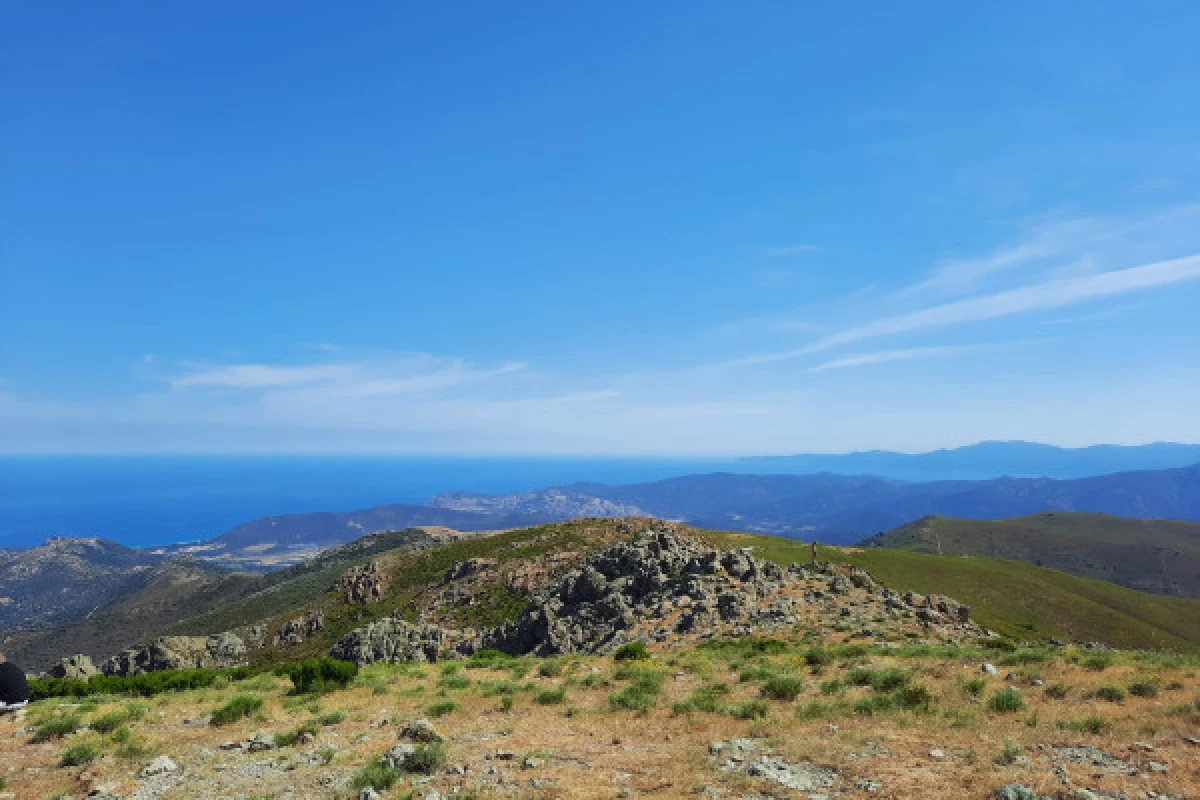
left=861, top=512, right=1200, bottom=597
left=701, top=529, right=1200, bottom=652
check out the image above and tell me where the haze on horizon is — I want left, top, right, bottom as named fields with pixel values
left=3, top=3, right=1200, bottom=456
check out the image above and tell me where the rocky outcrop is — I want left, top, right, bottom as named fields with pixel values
left=336, top=561, right=389, bottom=605
left=331, top=527, right=984, bottom=665
left=49, top=653, right=100, bottom=680
left=275, top=611, right=324, bottom=646
left=103, top=633, right=246, bottom=676
left=331, top=619, right=467, bottom=664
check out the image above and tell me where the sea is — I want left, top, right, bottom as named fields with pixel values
left=0, top=455, right=730, bottom=549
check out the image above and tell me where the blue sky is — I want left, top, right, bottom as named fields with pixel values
left=3, top=2, right=1200, bottom=454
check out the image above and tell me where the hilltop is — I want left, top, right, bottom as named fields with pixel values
left=6, top=519, right=1200, bottom=800
left=860, top=512, right=1200, bottom=598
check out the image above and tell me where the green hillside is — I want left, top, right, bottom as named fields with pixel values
left=859, top=512, right=1200, bottom=597
left=702, top=529, right=1200, bottom=652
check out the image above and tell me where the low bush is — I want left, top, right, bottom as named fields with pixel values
left=608, top=686, right=655, bottom=712
left=1043, top=683, right=1070, bottom=699
left=960, top=677, right=988, bottom=697
left=613, top=642, right=650, bottom=662
left=318, top=709, right=346, bottom=726
left=761, top=674, right=803, bottom=701
left=1093, top=686, right=1125, bottom=703
left=464, top=649, right=518, bottom=669
left=90, top=709, right=130, bottom=733
left=30, top=713, right=83, bottom=743
left=895, top=685, right=934, bottom=711
left=988, top=688, right=1024, bottom=713
left=726, top=700, right=769, bottom=720
left=534, top=687, right=566, bottom=705
left=1082, top=653, right=1114, bottom=671
left=273, top=722, right=318, bottom=747
left=352, top=762, right=398, bottom=791
left=1128, top=681, right=1158, bottom=698
left=276, top=658, right=358, bottom=695
left=425, top=700, right=459, bottom=718
left=210, top=693, right=264, bottom=726
left=404, top=742, right=447, bottom=775
left=61, top=739, right=100, bottom=767
left=804, top=647, right=833, bottom=666
left=1058, top=714, right=1109, bottom=734
left=29, top=667, right=251, bottom=701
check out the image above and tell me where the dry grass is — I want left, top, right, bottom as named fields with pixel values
left=3, top=642, right=1198, bottom=799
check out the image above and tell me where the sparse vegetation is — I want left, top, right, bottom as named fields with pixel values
left=210, top=693, right=264, bottom=726
left=988, top=688, right=1025, bottom=713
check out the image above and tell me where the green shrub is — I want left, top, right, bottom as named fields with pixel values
left=210, top=693, right=264, bottom=726
left=846, top=667, right=876, bottom=686
left=795, top=700, right=838, bottom=720
left=404, top=742, right=447, bottom=774
left=726, top=700, right=770, bottom=720
left=499, top=694, right=515, bottom=712
left=761, top=674, right=803, bottom=701
left=1058, top=714, right=1109, bottom=734
left=90, top=709, right=130, bottom=733
left=981, top=638, right=1018, bottom=652
left=673, top=683, right=729, bottom=714
left=28, top=667, right=251, bottom=701
left=352, top=762, right=399, bottom=791
left=852, top=695, right=893, bottom=715
left=425, top=700, right=459, bottom=718
left=996, top=737, right=1023, bottom=765
left=61, top=740, right=100, bottom=767
left=738, top=665, right=775, bottom=683
left=30, top=713, right=83, bottom=743
left=804, top=647, right=833, bottom=666
left=537, top=660, right=563, bottom=678
left=276, top=658, right=358, bottom=695
left=1093, top=686, right=1125, bottom=703
left=1000, top=649, right=1051, bottom=666
left=465, top=649, right=518, bottom=669
left=960, top=677, right=988, bottom=697
left=437, top=673, right=471, bottom=690
left=1128, top=681, right=1158, bottom=698
left=273, top=722, right=318, bottom=747
left=613, top=642, right=650, bottom=662
left=988, top=688, right=1024, bottom=713
left=318, top=709, right=346, bottom=726
left=608, top=686, right=655, bottom=712
left=1082, top=653, right=1113, bottom=671
left=895, top=685, right=934, bottom=711
left=819, top=678, right=843, bottom=696
left=534, top=687, right=566, bottom=705
left=870, top=668, right=910, bottom=692
left=1043, top=683, right=1069, bottom=699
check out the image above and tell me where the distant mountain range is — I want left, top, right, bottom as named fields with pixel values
left=861, top=512, right=1200, bottom=598
left=739, top=440, right=1200, bottom=480
left=433, top=462, right=1200, bottom=544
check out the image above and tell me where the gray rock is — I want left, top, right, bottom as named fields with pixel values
left=981, top=662, right=999, bottom=675
left=380, top=742, right=417, bottom=770
left=139, top=755, right=179, bottom=777
left=49, top=653, right=99, bottom=680
left=992, top=785, right=1044, bottom=800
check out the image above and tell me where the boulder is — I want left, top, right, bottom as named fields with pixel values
left=49, top=654, right=99, bottom=680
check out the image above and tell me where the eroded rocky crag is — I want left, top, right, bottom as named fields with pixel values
left=332, top=526, right=982, bottom=665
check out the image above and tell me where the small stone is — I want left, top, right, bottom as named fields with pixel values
left=981, top=663, right=999, bottom=675
left=929, top=749, right=946, bottom=760
left=992, top=785, right=1043, bottom=800
left=523, top=756, right=546, bottom=769
left=359, top=789, right=382, bottom=800
left=1134, top=742, right=1155, bottom=751
left=496, top=749, right=516, bottom=760
left=139, top=755, right=179, bottom=777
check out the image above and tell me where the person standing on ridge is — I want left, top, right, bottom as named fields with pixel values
left=0, top=652, right=29, bottom=712
left=811, top=541, right=818, bottom=564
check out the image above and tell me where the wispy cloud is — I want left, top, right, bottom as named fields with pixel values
left=701, top=252, right=1200, bottom=371
left=170, top=356, right=526, bottom=396
left=809, top=341, right=1035, bottom=372
left=804, top=253, right=1200, bottom=354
